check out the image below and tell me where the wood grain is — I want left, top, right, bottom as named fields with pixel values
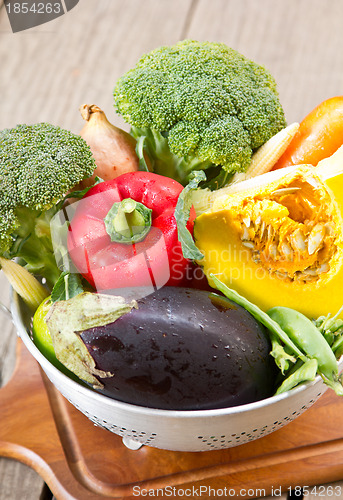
left=0, top=459, right=46, bottom=500
left=0, top=0, right=193, bottom=132
left=188, top=0, right=343, bottom=124
left=1, top=0, right=342, bottom=129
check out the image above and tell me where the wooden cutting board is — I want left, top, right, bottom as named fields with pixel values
left=1, top=340, right=343, bottom=500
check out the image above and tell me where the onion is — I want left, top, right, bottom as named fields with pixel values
left=78, top=104, right=139, bottom=188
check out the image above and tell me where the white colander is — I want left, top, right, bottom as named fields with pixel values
left=11, top=292, right=331, bottom=453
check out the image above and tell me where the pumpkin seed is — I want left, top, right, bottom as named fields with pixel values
left=280, top=242, right=294, bottom=260
left=268, top=243, right=278, bottom=259
left=316, top=262, right=330, bottom=274
left=289, top=228, right=307, bottom=253
left=267, top=225, right=274, bottom=242
left=242, top=241, right=255, bottom=249
left=303, top=268, right=318, bottom=276
left=308, top=223, right=326, bottom=255
left=272, top=187, right=301, bottom=196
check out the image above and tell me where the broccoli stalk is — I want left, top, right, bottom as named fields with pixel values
left=114, top=40, right=287, bottom=188
left=6, top=206, right=62, bottom=287
left=131, top=126, right=213, bottom=185
left=0, top=122, right=96, bottom=304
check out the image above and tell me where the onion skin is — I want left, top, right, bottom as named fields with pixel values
left=78, top=104, right=139, bottom=188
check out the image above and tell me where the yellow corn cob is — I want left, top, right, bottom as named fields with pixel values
left=0, top=257, right=49, bottom=312
left=231, top=122, right=300, bottom=183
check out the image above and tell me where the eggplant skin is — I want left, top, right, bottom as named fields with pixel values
left=80, top=287, right=276, bottom=410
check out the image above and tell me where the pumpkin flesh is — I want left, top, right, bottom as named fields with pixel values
left=194, top=166, right=343, bottom=318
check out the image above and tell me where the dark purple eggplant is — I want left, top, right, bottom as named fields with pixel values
left=45, top=287, right=276, bottom=410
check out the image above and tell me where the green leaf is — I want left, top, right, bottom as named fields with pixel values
left=174, top=171, right=206, bottom=261
left=51, top=271, right=84, bottom=303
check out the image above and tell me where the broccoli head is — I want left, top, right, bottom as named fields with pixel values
left=0, top=123, right=96, bottom=285
left=114, top=40, right=287, bottom=187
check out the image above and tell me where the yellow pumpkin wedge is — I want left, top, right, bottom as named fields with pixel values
left=194, top=147, right=343, bottom=318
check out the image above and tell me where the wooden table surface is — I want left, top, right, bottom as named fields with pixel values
left=1, top=1, right=343, bottom=499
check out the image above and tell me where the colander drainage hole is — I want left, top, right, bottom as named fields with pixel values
left=198, top=431, right=260, bottom=449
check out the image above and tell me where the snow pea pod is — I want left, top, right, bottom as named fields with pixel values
left=267, top=307, right=338, bottom=380
left=275, top=358, right=318, bottom=395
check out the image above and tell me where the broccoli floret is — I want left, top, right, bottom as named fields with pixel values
left=114, top=40, right=286, bottom=187
left=0, top=123, right=96, bottom=286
